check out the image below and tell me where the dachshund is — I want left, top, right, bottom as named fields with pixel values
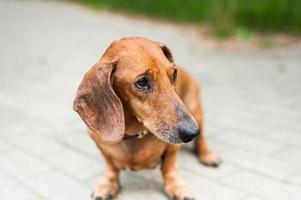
left=73, top=37, right=221, bottom=200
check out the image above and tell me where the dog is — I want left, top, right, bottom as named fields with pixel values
left=73, top=37, right=221, bottom=200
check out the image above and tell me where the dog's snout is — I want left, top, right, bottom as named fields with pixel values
left=178, top=125, right=200, bottom=143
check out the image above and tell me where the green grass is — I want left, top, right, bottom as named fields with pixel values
left=72, top=0, right=301, bottom=37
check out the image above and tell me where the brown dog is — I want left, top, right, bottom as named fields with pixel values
left=73, top=37, right=221, bottom=200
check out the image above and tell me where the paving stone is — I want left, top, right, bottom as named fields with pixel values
left=222, top=149, right=298, bottom=179
left=179, top=148, right=239, bottom=181
left=61, top=132, right=100, bottom=157
left=0, top=173, right=37, bottom=200
left=221, top=171, right=301, bottom=200
left=243, top=196, right=266, bottom=200
left=45, top=149, right=103, bottom=181
left=0, top=140, right=11, bottom=152
left=47, top=187, right=91, bottom=200
left=285, top=171, right=301, bottom=186
left=6, top=133, right=63, bottom=157
left=0, top=150, right=51, bottom=180
left=24, top=171, right=88, bottom=198
left=211, top=131, right=284, bottom=155
left=271, top=145, right=301, bottom=166
left=118, top=170, right=166, bottom=200
left=264, top=129, right=301, bottom=147
left=182, top=170, right=246, bottom=200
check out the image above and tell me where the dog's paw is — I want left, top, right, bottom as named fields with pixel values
left=91, top=182, right=119, bottom=200
left=198, top=150, right=222, bottom=167
left=166, top=184, right=194, bottom=200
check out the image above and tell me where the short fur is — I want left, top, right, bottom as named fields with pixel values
left=74, top=37, right=221, bottom=200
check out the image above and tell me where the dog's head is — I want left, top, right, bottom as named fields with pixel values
left=73, top=37, right=199, bottom=144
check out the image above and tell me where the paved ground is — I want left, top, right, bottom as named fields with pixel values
left=1, top=1, right=301, bottom=200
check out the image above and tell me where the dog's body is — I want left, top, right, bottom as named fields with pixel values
left=74, top=37, right=220, bottom=200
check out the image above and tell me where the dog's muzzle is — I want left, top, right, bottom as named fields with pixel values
left=174, top=102, right=200, bottom=143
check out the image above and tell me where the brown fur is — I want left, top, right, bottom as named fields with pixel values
left=74, top=37, right=221, bottom=200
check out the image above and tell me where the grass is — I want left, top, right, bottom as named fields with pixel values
left=72, top=0, right=301, bottom=37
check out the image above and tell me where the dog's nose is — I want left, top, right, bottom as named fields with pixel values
left=178, top=126, right=200, bottom=143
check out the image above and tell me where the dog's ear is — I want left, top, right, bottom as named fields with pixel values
left=73, top=62, right=125, bottom=144
left=158, top=43, right=174, bottom=63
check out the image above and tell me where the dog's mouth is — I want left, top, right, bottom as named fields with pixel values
left=154, top=132, right=184, bottom=144
left=141, top=122, right=181, bottom=144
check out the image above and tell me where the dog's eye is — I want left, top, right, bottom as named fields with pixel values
left=172, top=69, right=177, bottom=83
left=135, top=77, right=151, bottom=91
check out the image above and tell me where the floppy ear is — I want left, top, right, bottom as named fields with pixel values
left=158, top=43, right=174, bottom=63
left=73, top=62, right=125, bottom=144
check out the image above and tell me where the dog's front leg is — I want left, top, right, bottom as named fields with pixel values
left=161, top=144, right=194, bottom=200
left=92, top=155, right=120, bottom=200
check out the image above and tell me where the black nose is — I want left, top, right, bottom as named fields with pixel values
left=178, top=126, right=200, bottom=143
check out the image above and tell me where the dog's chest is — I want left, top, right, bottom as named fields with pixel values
left=99, top=134, right=167, bottom=170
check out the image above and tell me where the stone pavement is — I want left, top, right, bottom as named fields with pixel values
left=1, top=1, right=301, bottom=200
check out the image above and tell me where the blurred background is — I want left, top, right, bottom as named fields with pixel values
left=75, top=0, right=301, bottom=37
left=0, top=0, right=300, bottom=200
